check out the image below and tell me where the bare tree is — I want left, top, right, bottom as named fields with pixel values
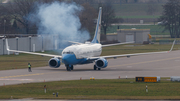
left=159, top=0, right=180, bottom=38
left=79, top=3, right=97, bottom=36
left=1, top=0, right=38, bottom=34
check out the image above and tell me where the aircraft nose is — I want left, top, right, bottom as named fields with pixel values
left=62, top=54, right=75, bottom=64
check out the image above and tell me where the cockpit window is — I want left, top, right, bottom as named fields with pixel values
left=63, top=52, right=74, bottom=54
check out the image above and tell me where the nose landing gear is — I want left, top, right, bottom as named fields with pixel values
left=65, top=65, right=74, bottom=71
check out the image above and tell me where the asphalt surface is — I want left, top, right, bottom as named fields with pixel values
left=1, top=50, right=180, bottom=86
left=0, top=99, right=177, bottom=101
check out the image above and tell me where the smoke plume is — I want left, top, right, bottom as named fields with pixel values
left=30, top=1, right=90, bottom=49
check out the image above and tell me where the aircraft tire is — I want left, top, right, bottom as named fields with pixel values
left=66, top=65, right=71, bottom=71
left=94, top=65, right=97, bottom=70
left=98, top=68, right=101, bottom=70
left=70, top=65, right=74, bottom=70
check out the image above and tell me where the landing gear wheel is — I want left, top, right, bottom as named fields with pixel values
left=70, top=65, right=74, bottom=70
left=65, top=65, right=71, bottom=71
left=94, top=65, right=97, bottom=70
left=98, top=68, right=101, bottom=70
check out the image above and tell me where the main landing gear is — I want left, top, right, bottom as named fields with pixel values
left=94, top=65, right=101, bottom=70
left=65, top=65, right=73, bottom=71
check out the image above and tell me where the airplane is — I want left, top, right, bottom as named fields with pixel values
left=6, top=7, right=176, bottom=71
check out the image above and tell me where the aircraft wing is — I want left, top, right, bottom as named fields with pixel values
left=88, top=39, right=176, bottom=60
left=102, top=41, right=134, bottom=47
left=6, top=39, right=62, bottom=58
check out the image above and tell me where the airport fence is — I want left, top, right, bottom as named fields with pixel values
left=0, top=36, right=59, bottom=55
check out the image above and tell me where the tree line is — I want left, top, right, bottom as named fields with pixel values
left=1, top=0, right=177, bottom=39
left=0, top=0, right=116, bottom=39
left=159, top=0, right=180, bottom=38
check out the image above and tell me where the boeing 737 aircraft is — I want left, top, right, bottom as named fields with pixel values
left=6, top=7, right=175, bottom=71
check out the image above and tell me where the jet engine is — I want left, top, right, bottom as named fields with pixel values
left=95, top=58, right=108, bottom=68
left=48, top=58, right=61, bottom=68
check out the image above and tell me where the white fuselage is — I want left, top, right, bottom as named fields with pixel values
left=62, top=43, right=102, bottom=59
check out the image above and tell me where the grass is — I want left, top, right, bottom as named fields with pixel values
left=0, top=50, right=62, bottom=70
left=113, top=4, right=163, bottom=17
left=107, top=25, right=169, bottom=35
left=1, top=78, right=180, bottom=99
left=118, top=15, right=161, bottom=19
left=0, top=54, right=50, bottom=70
left=101, top=42, right=179, bottom=56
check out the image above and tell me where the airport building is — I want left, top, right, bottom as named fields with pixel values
left=106, top=29, right=150, bottom=43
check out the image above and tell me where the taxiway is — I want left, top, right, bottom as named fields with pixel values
left=0, top=50, right=180, bottom=86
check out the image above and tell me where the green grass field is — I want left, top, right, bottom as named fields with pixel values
left=114, top=4, right=163, bottom=17
left=101, top=42, right=179, bottom=56
left=0, top=54, right=50, bottom=70
left=107, top=25, right=169, bottom=35
left=1, top=78, right=180, bottom=99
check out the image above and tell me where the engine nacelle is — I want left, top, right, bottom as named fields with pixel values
left=48, top=58, right=61, bottom=68
left=95, top=58, right=108, bottom=68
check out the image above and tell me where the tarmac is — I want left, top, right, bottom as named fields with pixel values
left=0, top=50, right=180, bottom=86
left=0, top=99, right=177, bottom=101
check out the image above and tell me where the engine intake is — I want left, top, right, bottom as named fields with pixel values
left=95, top=58, right=108, bottom=68
left=48, top=58, right=61, bottom=68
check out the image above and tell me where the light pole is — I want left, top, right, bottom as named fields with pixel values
left=4, top=20, right=6, bottom=36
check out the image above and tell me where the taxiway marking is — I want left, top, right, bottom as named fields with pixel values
left=0, top=79, right=33, bottom=81
left=0, top=73, right=44, bottom=78
left=0, top=72, right=59, bottom=79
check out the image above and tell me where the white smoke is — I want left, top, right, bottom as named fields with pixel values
left=30, top=1, right=90, bottom=49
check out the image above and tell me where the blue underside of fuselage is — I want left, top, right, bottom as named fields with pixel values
left=62, top=54, right=92, bottom=65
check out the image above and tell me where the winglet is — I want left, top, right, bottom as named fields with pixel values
left=6, top=39, right=10, bottom=51
left=169, top=39, right=176, bottom=52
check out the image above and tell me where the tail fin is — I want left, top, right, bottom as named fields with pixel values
left=91, top=7, right=102, bottom=43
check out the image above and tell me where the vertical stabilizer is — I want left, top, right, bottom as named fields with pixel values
left=91, top=7, right=102, bottom=43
